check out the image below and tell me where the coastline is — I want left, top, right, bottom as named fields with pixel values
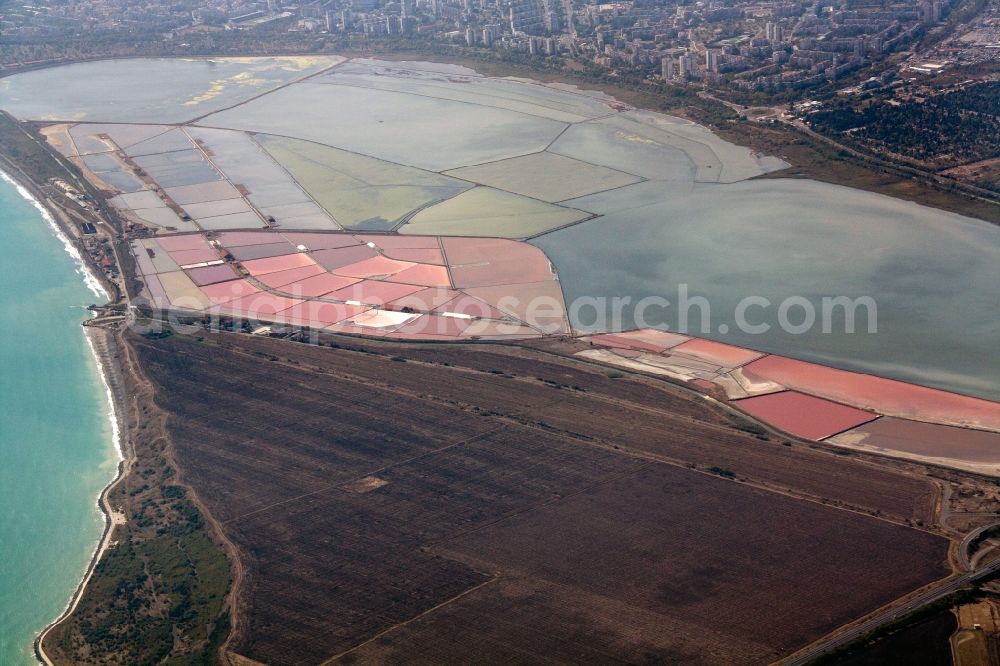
left=0, top=54, right=996, bottom=663
left=0, top=166, right=128, bottom=665
left=0, top=170, right=105, bottom=300
left=33, top=325, right=129, bottom=666
left=33, top=326, right=128, bottom=666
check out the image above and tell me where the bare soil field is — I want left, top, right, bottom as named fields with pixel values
left=131, top=331, right=949, bottom=665
left=353, top=464, right=949, bottom=664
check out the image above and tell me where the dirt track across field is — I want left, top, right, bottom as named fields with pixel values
left=131, top=331, right=950, bottom=665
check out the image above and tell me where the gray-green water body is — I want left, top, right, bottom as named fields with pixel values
left=533, top=179, right=1000, bottom=400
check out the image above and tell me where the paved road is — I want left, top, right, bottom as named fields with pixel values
left=959, top=521, right=1000, bottom=570
left=778, top=558, right=1000, bottom=665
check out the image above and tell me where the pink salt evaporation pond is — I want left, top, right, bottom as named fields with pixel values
left=390, top=263, right=451, bottom=288
left=312, top=245, right=379, bottom=271
left=169, top=248, right=221, bottom=266
left=358, top=234, right=444, bottom=263
left=584, top=334, right=674, bottom=354
left=345, top=309, right=419, bottom=330
left=829, top=417, right=1000, bottom=465
left=227, top=242, right=297, bottom=262
left=218, top=293, right=303, bottom=318
left=386, top=287, right=462, bottom=312
left=155, top=234, right=214, bottom=252
left=445, top=238, right=556, bottom=288
left=393, top=313, right=472, bottom=338
left=200, top=279, right=261, bottom=305
left=614, top=329, right=691, bottom=350
left=670, top=339, right=764, bottom=368
left=734, top=390, right=878, bottom=441
left=277, top=301, right=370, bottom=327
left=242, top=252, right=317, bottom=276
left=142, top=274, right=167, bottom=307
left=256, top=264, right=327, bottom=289
left=277, top=273, right=361, bottom=298
left=381, top=247, right=445, bottom=264
left=187, top=264, right=236, bottom=286
left=743, top=355, right=1000, bottom=432
left=334, top=255, right=415, bottom=279
left=433, top=295, right=508, bottom=320
left=464, top=280, right=568, bottom=334
left=325, top=280, right=424, bottom=306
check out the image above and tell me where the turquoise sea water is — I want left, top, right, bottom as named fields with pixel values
left=0, top=174, right=118, bottom=664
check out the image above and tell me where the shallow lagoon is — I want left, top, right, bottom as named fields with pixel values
left=258, top=134, right=469, bottom=230
left=314, top=61, right=619, bottom=123
left=404, top=186, right=590, bottom=237
left=534, top=179, right=1000, bottom=400
left=199, top=81, right=566, bottom=171
left=2, top=55, right=999, bottom=399
left=444, top=152, right=641, bottom=203
left=0, top=57, right=341, bottom=124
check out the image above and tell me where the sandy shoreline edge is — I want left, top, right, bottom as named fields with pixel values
left=33, top=326, right=128, bottom=666
left=1, top=56, right=997, bottom=663
left=0, top=166, right=128, bottom=665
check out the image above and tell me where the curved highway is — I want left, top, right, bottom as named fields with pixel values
left=959, top=521, right=1000, bottom=570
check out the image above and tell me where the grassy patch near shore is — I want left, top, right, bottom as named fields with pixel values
left=42, top=334, right=231, bottom=665
left=0, top=112, right=67, bottom=183
left=47, top=498, right=230, bottom=664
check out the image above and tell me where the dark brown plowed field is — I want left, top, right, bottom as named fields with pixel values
left=131, top=332, right=949, bottom=665
left=337, top=462, right=949, bottom=665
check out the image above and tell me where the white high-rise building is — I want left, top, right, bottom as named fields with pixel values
left=661, top=56, right=674, bottom=80
left=509, top=0, right=545, bottom=34
left=705, top=49, right=719, bottom=72
left=678, top=54, right=691, bottom=79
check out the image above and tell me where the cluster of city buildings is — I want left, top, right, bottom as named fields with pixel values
left=3, top=0, right=208, bottom=33
left=582, top=0, right=959, bottom=92
left=328, top=0, right=566, bottom=55
left=2, top=0, right=994, bottom=95
left=314, top=0, right=965, bottom=91
left=0, top=0, right=320, bottom=35
left=0, top=0, right=564, bottom=50
left=903, top=0, right=1000, bottom=71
